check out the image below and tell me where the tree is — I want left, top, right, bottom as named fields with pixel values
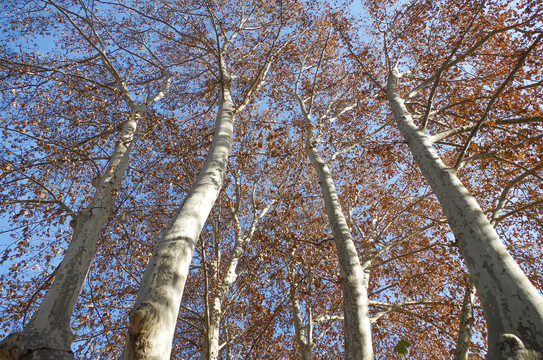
left=291, top=27, right=373, bottom=359
left=455, top=284, right=476, bottom=360
left=337, top=0, right=543, bottom=357
left=118, top=0, right=292, bottom=358
left=1, top=0, right=542, bottom=359
left=0, top=0, right=171, bottom=357
left=275, top=14, right=480, bottom=359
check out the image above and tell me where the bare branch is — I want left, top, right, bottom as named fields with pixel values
left=363, top=220, right=444, bottom=268
left=420, top=1, right=485, bottom=130
left=429, top=116, right=543, bottom=143
left=46, top=0, right=137, bottom=106
left=454, top=33, right=543, bottom=170
left=406, top=21, right=532, bottom=100
left=332, top=14, right=386, bottom=93
left=457, top=133, right=543, bottom=170
left=329, top=124, right=386, bottom=163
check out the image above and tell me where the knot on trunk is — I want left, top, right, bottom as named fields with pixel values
left=497, top=334, right=542, bottom=360
left=126, top=301, right=163, bottom=358
left=128, top=301, right=162, bottom=334
left=121, top=119, right=138, bottom=144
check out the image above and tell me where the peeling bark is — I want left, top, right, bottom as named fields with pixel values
left=386, top=68, right=543, bottom=359
left=291, top=287, right=314, bottom=360
left=204, top=198, right=275, bottom=360
left=122, top=85, right=234, bottom=360
left=305, top=139, right=373, bottom=360
left=0, top=110, right=143, bottom=360
left=202, top=292, right=221, bottom=360
left=454, top=284, right=475, bottom=360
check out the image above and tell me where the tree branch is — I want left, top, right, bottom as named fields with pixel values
left=454, top=33, right=543, bottom=170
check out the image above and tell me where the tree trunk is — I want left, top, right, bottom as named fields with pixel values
left=205, top=296, right=222, bottom=360
left=455, top=284, right=475, bottom=360
left=291, top=287, right=314, bottom=360
left=122, top=85, right=234, bottom=360
left=305, top=138, right=373, bottom=360
left=0, top=111, right=143, bottom=360
left=386, top=68, right=543, bottom=360
left=202, top=195, right=274, bottom=359
left=205, top=241, right=242, bottom=360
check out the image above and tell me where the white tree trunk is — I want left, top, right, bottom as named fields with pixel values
left=122, top=85, right=234, bottom=360
left=204, top=235, right=240, bottom=360
left=291, top=287, right=314, bottom=360
left=305, top=139, right=373, bottom=360
left=0, top=111, right=142, bottom=360
left=205, top=296, right=222, bottom=360
left=386, top=68, right=543, bottom=359
left=454, top=284, right=475, bottom=360
left=203, top=195, right=274, bottom=359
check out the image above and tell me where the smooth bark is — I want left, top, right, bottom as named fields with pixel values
left=291, top=287, right=314, bottom=360
left=386, top=68, right=543, bottom=359
left=205, top=296, right=222, bottom=360
left=122, top=85, right=234, bottom=360
left=203, top=199, right=274, bottom=360
left=305, top=138, right=373, bottom=360
left=0, top=108, right=144, bottom=360
left=454, top=284, right=476, bottom=360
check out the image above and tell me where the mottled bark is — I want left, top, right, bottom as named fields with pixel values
left=202, top=198, right=274, bottom=360
left=205, top=296, right=222, bottom=360
left=0, top=109, right=143, bottom=360
left=305, top=138, right=373, bottom=360
left=291, top=288, right=314, bottom=360
left=122, top=85, right=234, bottom=360
left=455, top=284, right=475, bottom=360
left=386, top=68, right=543, bottom=360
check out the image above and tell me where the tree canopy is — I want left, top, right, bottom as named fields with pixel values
left=1, top=0, right=542, bottom=359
